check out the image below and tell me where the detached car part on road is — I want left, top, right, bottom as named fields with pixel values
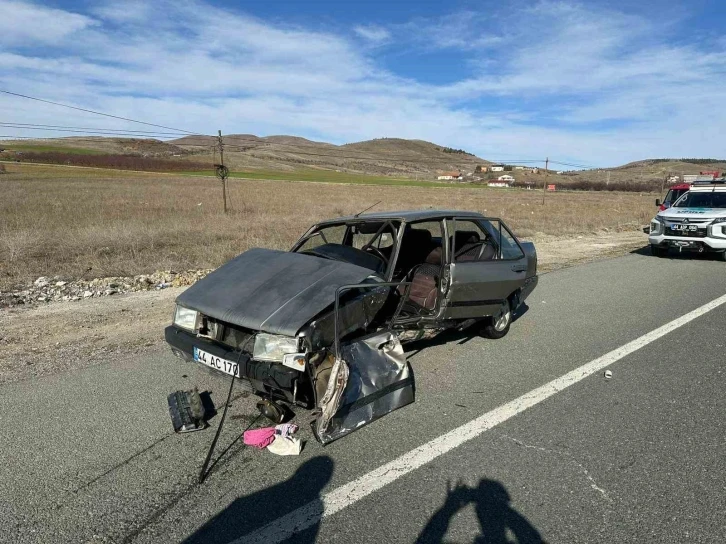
left=649, top=184, right=726, bottom=260
left=165, top=210, right=538, bottom=443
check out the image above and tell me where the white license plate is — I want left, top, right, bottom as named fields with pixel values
left=193, top=347, right=239, bottom=377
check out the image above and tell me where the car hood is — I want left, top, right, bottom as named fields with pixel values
left=175, top=248, right=376, bottom=337
left=659, top=208, right=726, bottom=220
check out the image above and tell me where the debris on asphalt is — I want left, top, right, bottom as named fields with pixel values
left=168, top=388, right=208, bottom=433
left=243, top=423, right=301, bottom=452
left=267, top=436, right=302, bottom=456
left=275, top=423, right=299, bottom=438
left=243, top=427, right=277, bottom=449
left=604, top=370, right=613, bottom=379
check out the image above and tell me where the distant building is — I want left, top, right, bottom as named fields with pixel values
left=437, top=171, right=463, bottom=180
left=490, top=165, right=505, bottom=172
left=529, top=167, right=539, bottom=174
left=488, top=181, right=510, bottom=188
left=514, top=166, right=525, bottom=170
left=700, top=171, right=720, bottom=178
left=497, top=174, right=515, bottom=182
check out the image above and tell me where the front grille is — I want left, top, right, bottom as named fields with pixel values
left=664, top=226, right=707, bottom=238
left=213, top=319, right=255, bottom=351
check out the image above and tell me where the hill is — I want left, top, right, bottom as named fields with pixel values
left=166, top=135, right=487, bottom=176
left=2, top=134, right=725, bottom=191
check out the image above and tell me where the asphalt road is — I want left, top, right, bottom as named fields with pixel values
left=1, top=250, right=725, bottom=543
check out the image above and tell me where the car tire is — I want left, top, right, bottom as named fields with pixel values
left=715, top=250, right=726, bottom=262
left=481, top=299, right=511, bottom=339
left=651, top=244, right=668, bottom=258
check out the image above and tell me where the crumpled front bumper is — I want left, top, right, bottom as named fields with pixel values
left=164, top=326, right=309, bottom=406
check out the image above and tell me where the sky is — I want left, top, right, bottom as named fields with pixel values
left=1, top=0, right=725, bottom=167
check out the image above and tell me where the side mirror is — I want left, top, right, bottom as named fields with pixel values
left=655, top=199, right=661, bottom=207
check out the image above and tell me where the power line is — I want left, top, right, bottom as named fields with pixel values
left=0, top=122, right=188, bottom=137
left=549, top=160, right=598, bottom=169
left=0, top=124, right=191, bottom=139
left=0, top=89, right=196, bottom=135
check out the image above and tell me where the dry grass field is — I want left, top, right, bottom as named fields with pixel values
left=0, top=163, right=655, bottom=289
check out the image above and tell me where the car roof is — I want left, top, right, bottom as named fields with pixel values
left=317, top=209, right=485, bottom=225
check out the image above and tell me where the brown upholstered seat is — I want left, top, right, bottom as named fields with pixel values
left=405, top=247, right=443, bottom=311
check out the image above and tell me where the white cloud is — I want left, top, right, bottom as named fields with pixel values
left=90, top=1, right=152, bottom=23
left=353, top=25, right=391, bottom=44
left=0, top=0, right=96, bottom=46
left=0, top=0, right=725, bottom=165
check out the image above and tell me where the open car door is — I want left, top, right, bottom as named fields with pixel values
left=314, top=283, right=415, bottom=445
left=442, top=217, right=528, bottom=320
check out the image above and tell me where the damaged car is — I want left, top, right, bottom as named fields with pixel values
left=165, top=210, right=537, bottom=443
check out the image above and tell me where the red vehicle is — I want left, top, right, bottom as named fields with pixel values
left=656, top=183, right=691, bottom=211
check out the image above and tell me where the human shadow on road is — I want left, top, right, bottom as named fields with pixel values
left=183, top=455, right=334, bottom=544
left=416, top=479, right=545, bottom=544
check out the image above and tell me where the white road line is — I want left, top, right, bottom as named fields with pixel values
left=237, top=293, right=726, bottom=544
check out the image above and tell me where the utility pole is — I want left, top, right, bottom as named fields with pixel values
left=542, top=157, right=549, bottom=205
left=216, top=130, right=229, bottom=214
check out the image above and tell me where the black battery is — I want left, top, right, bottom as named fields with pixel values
left=168, top=388, right=207, bottom=433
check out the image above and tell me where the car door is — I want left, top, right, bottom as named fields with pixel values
left=442, top=217, right=528, bottom=320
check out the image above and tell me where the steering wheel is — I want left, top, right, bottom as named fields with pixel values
left=454, top=240, right=484, bottom=258
left=365, top=245, right=390, bottom=268
left=455, top=241, right=497, bottom=260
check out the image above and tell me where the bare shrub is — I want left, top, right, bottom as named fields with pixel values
left=12, top=152, right=210, bottom=172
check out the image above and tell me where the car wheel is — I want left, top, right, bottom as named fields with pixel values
left=651, top=244, right=668, bottom=258
left=715, top=250, right=726, bottom=262
left=481, top=299, right=511, bottom=339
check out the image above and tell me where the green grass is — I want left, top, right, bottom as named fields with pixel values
left=181, top=169, right=487, bottom=188
left=0, top=144, right=105, bottom=155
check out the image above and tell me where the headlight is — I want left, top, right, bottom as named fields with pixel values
left=650, top=216, right=664, bottom=235
left=173, top=305, right=199, bottom=330
left=709, top=217, right=726, bottom=238
left=253, top=333, right=299, bottom=362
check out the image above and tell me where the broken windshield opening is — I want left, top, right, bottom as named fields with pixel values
left=293, top=220, right=401, bottom=276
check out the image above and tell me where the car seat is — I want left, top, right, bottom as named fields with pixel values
left=394, top=227, right=436, bottom=278
left=402, top=247, right=443, bottom=313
